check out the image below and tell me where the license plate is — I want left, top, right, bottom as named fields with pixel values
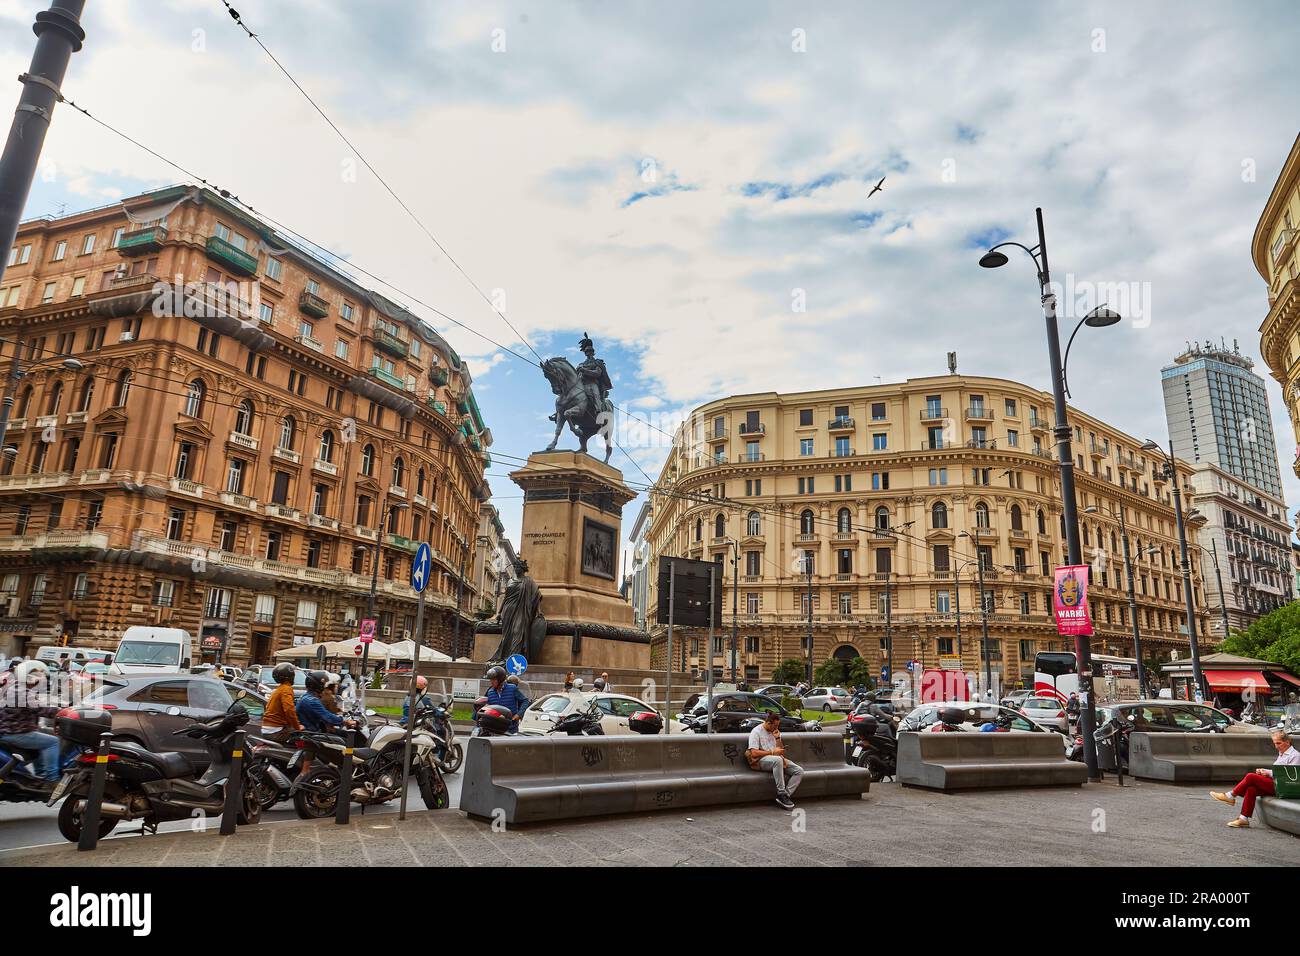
left=852, top=746, right=863, bottom=759
left=48, top=773, right=71, bottom=804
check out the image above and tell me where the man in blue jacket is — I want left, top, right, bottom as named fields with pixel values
left=484, top=665, right=526, bottom=733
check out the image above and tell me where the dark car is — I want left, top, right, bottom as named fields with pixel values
left=58, top=675, right=267, bottom=771
left=679, top=692, right=820, bottom=734
left=1090, top=700, right=1267, bottom=770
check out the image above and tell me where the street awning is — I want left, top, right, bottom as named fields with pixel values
left=1273, top=671, right=1300, bottom=688
left=1203, top=669, right=1272, bottom=694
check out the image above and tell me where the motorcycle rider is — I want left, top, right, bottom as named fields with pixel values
left=484, top=665, right=525, bottom=734
left=401, top=675, right=432, bottom=726
left=0, top=660, right=63, bottom=782
left=298, top=671, right=354, bottom=734
left=261, top=663, right=301, bottom=742
left=321, top=673, right=342, bottom=715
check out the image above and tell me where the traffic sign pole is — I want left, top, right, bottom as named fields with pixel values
left=399, top=543, right=432, bottom=821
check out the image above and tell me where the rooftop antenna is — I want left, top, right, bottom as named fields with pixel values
left=947, top=351, right=957, bottom=375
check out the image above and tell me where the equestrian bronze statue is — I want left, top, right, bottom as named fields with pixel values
left=542, top=332, right=615, bottom=462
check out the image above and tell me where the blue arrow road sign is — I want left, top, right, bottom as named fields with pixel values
left=411, top=543, right=432, bottom=593
left=506, top=654, right=528, bottom=676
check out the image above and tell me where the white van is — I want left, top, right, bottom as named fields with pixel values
left=109, top=627, right=193, bottom=675
left=34, top=646, right=115, bottom=667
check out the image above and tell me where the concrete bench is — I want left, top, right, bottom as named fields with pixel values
left=897, top=731, right=1086, bottom=791
left=1258, top=797, right=1300, bottom=836
left=458, top=732, right=868, bottom=825
left=1127, top=732, right=1293, bottom=783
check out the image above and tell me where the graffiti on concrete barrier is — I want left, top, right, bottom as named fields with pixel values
left=811, top=741, right=826, bottom=758
left=654, top=789, right=675, bottom=806
left=721, top=743, right=740, bottom=765
left=581, top=746, right=605, bottom=767
left=614, top=745, right=636, bottom=766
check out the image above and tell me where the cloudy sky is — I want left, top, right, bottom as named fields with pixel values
left=5, top=0, right=1299, bottom=564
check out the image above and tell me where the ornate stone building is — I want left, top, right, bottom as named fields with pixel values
left=0, top=185, right=492, bottom=665
left=646, top=377, right=1211, bottom=687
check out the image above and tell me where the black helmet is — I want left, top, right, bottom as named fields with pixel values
left=272, top=663, right=295, bottom=684
left=305, top=670, right=328, bottom=694
left=485, top=665, right=506, bottom=684
left=938, top=707, right=965, bottom=726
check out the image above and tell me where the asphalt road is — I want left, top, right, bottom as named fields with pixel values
left=0, top=769, right=464, bottom=853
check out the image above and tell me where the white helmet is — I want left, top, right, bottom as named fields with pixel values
left=326, top=672, right=340, bottom=686
left=16, top=660, right=49, bottom=684
left=572, top=678, right=584, bottom=690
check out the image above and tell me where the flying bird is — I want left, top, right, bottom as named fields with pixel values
left=868, top=176, right=885, bottom=198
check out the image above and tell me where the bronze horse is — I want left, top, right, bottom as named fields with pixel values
left=542, top=356, right=614, bottom=462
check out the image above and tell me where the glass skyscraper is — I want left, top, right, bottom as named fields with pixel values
left=1160, top=341, right=1284, bottom=499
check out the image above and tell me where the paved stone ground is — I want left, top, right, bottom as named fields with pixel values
left=3, top=779, right=1297, bottom=867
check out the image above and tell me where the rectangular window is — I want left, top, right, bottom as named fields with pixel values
left=219, top=521, right=237, bottom=552
left=936, top=590, right=950, bottom=613
left=265, top=257, right=282, bottom=281
left=927, top=425, right=944, bottom=449
left=341, top=301, right=354, bottom=322
left=799, top=408, right=813, bottom=426
left=153, top=580, right=175, bottom=607
left=1006, top=429, right=1018, bottom=448
left=933, top=544, right=950, bottom=573
left=335, top=339, right=349, bottom=359
left=80, top=234, right=96, bottom=255
left=1004, top=398, right=1017, bottom=417
left=226, top=458, right=245, bottom=494
left=871, top=472, right=888, bottom=490
left=837, top=549, right=852, bottom=574
left=872, top=433, right=887, bottom=451
left=265, top=531, right=281, bottom=561
left=51, top=240, right=66, bottom=261
left=800, top=438, right=814, bottom=456
left=871, top=402, right=886, bottom=420
left=937, top=636, right=954, bottom=655
left=259, top=302, right=274, bottom=324
left=42, top=282, right=56, bottom=303
left=110, top=227, right=124, bottom=249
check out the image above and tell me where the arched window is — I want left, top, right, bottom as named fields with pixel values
left=837, top=508, right=852, bottom=533
left=875, top=506, right=890, bottom=530
left=234, top=399, right=255, bottom=436
left=800, top=509, right=815, bottom=534
left=1037, top=509, right=1046, bottom=535
left=1010, top=504, right=1023, bottom=531
left=975, top=501, right=990, bottom=528
left=278, top=416, right=296, bottom=450
left=361, top=444, right=374, bottom=477
left=714, top=513, right=725, bottom=538
left=15, top=386, right=32, bottom=418
left=417, top=467, right=426, bottom=496
left=44, top=382, right=62, bottom=416
left=76, top=378, right=94, bottom=412
left=746, top=511, right=761, bottom=536
left=392, top=456, right=405, bottom=487
left=695, top=517, right=702, bottom=541
left=182, top=378, right=203, bottom=417
left=115, top=371, right=135, bottom=408
left=932, top=502, right=948, bottom=529
left=318, top=430, right=335, bottom=463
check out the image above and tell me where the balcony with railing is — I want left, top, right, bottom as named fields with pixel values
left=272, top=445, right=300, bottom=464
left=964, top=405, right=994, bottom=421
left=1028, top=414, right=1049, bottom=432
left=118, top=224, right=167, bottom=256
left=312, top=458, right=338, bottom=476
left=168, top=477, right=204, bottom=497
left=1088, top=440, right=1108, bottom=458
left=264, top=502, right=301, bottom=521
left=736, top=452, right=765, bottom=463
left=307, top=513, right=340, bottom=531
left=828, top=416, right=855, bottom=431
left=829, top=446, right=857, bottom=458
left=920, top=406, right=948, bottom=421
left=372, top=324, right=409, bottom=358
left=919, top=440, right=948, bottom=451
left=218, top=491, right=259, bottom=511
left=295, top=616, right=318, bottom=629
left=229, top=430, right=258, bottom=451
left=705, top=426, right=727, bottom=443
left=737, top=422, right=766, bottom=436
left=294, top=333, right=324, bottom=353
left=299, top=290, right=330, bottom=318
left=367, top=365, right=405, bottom=390
left=965, top=438, right=997, bottom=449
left=253, top=611, right=276, bottom=625
left=204, top=235, right=258, bottom=276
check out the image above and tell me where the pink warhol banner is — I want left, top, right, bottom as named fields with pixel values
left=1053, top=564, right=1093, bottom=636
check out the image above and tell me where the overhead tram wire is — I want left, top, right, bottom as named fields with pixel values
left=215, top=0, right=544, bottom=365
left=55, top=94, right=714, bottom=478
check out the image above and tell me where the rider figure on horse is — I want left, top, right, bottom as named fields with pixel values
left=549, top=332, right=611, bottom=422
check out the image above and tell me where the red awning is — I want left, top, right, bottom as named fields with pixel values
left=1273, top=671, right=1300, bottom=688
left=1203, top=669, right=1272, bottom=694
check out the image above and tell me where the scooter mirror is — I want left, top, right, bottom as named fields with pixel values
left=364, top=709, right=376, bottom=717
left=167, top=706, right=181, bottom=717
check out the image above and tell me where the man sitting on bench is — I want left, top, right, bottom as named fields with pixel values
left=1211, top=728, right=1300, bottom=828
left=747, top=709, right=804, bottom=811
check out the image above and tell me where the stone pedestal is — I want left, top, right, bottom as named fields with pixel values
left=473, top=450, right=650, bottom=670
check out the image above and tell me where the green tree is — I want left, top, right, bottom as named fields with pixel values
left=846, top=656, right=875, bottom=690
left=814, top=658, right=845, bottom=686
left=1220, top=602, right=1300, bottom=674
left=771, top=658, right=806, bottom=685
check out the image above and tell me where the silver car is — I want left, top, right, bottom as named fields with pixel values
left=1018, top=696, right=1069, bottom=732
left=802, top=686, right=854, bottom=713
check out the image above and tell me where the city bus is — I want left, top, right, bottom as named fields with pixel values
left=1034, top=650, right=1140, bottom=705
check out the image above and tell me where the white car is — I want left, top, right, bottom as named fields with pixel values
left=801, top=686, right=854, bottom=713
left=1018, top=696, right=1069, bottom=732
left=899, top=700, right=1073, bottom=753
left=519, top=692, right=686, bottom=736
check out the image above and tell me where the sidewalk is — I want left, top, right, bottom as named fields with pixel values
left=3, top=779, right=1295, bottom=867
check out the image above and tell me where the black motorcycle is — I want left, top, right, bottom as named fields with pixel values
left=50, top=703, right=261, bottom=843
left=843, top=711, right=897, bottom=782
left=410, top=698, right=463, bottom=773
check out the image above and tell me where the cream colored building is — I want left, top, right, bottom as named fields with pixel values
left=646, top=376, right=1210, bottom=688
left=1255, top=132, right=1300, bottom=476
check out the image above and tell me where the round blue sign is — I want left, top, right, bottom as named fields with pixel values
left=411, top=543, right=432, bottom=593
left=506, top=654, right=528, bottom=676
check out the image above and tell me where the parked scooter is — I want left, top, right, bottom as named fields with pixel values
left=544, top=699, right=605, bottom=736
left=288, top=708, right=447, bottom=818
left=927, top=707, right=967, bottom=732
left=50, top=703, right=261, bottom=843
left=410, top=696, right=463, bottom=773
left=843, top=710, right=897, bottom=782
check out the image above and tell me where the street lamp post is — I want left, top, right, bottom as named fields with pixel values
left=1085, top=504, right=1157, bottom=695
left=362, top=497, right=407, bottom=709
left=725, top=539, right=740, bottom=683
left=1209, top=539, right=1231, bottom=642
left=954, top=547, right=992, bottom=698
left=979, top=207, right=1122, bottom=782
left=1144, top=438, right=1205, bottom=702
left=805, top=550, right=814, bottom=685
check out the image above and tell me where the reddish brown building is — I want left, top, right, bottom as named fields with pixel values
left=0, top=185, right=492, bottom=665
